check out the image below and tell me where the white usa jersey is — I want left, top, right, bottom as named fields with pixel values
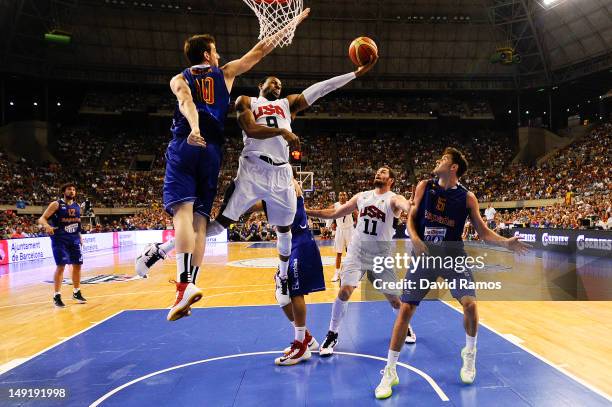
left=334, top=202, right=354, bottom=229
left=351, top=190, right=397, bottom=243
left=241, top=96, right=292, bottom=163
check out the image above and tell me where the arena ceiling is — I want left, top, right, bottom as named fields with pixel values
left=1, top=0, right=610, bottom=90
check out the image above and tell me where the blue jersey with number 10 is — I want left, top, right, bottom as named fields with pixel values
left=170, top=65, right=230, bottom=144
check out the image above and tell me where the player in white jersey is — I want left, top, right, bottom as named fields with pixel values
left=306, top=167, right=416, bottom=356
left=135, top=57, right=379, bottom=328
left=331, top=192, right=356, bottom=282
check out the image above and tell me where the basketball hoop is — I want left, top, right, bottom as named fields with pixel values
left=243, top=0, right=304, bottom=48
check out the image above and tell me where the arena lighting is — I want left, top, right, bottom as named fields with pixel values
left=508, top=109, right=512, bottom=114
left=33, top=102, right=38, bottom=106
left=567, top=108, right=570, bottom=112
left=537, top=0, right=567, bottom=9
left=525, top=110, right=529, bottom=114
left=9, top=101, right=14, bottom=106
left=57, top=102, right=61, bottom=106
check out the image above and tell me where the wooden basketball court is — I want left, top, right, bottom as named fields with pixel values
left=0, top=241, right=611, bottom=405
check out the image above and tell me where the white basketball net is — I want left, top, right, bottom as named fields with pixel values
left=243, top=0, right=304, bottom=48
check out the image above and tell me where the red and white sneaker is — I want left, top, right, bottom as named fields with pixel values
left=275, top=340, right=311, bottom=366
left=283, top=331, right=319, bottom=353
left=167, top=282, right=202, bottom=321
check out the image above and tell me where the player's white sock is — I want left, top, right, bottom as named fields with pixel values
left=73, top=288, right=80, bottom=294
left=55, top=291, right=61, bottom=296
left=276, top=230, right=292, bottom=279
left=466, top=333, right=477, bottom=350
left=191, top=266, right=200, bottom=284
left=159, top=239, right=175, bottom=253
left=392, top=307, right=398, bottom=315
left=386, top=350, right=400, bottom=368
left=176, top=253, right=192, bottom=283
left=295, top=325, right=306, bottom=342
left=335, top=268, right=340, bottom=274
left=329, top=297, right=348, bottom=333
left=278, top=260, right=289, bottom=279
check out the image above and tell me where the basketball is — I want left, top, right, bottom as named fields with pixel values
left=349, top=36, right=378, bottom=66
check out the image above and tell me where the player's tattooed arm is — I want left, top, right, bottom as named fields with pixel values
left=222, top=8, right=310, bottom=90
left=235, top=95, right=300, bottom=150
left=467, top=192, right=530, bottom=254
left=170, top=74, right=204, bottom=147
left=306, top=194, right=360, bottom=220
left=38, top=201, right=59, bottom=235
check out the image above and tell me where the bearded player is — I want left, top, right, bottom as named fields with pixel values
left=374, top=148, right=530, bottom=399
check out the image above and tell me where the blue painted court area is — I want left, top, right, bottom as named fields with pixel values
left=1, top=302, right=610, bottom=407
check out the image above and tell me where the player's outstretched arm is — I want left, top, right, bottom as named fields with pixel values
left=235, top=95, right=300, bottom=150
left=222, top=8, right=310, bottom=90
left=391, top=194, right=414, bottom=214
left=170, top=74, right=204, bottom=147
left=38, top=201, right=59, bottom=235
left=287, top=53, right=379, bottom=114
left=467, top=192, right=530, bottom=254
left=306, top=194, right=359, bottom=220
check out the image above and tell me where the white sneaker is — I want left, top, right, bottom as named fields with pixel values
left=135, top=243, right=167, bottom=277
left=375, top=366, right=399, bottom=399
left=275, top=341, right=311, bottom=366
left=167, top=282, right=203, bottom=321
left=460, top=346, right=477, bottom=384
left=319, top=330, right=338, bottom=357
left=331, top=272, right=339, bottom=282
left=274, top=270, right=290, bottom=307
left=404, top=324, right=417, bottom=344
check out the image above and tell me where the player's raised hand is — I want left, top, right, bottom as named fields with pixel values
left=281, top=129, right=300, bottom=151
left=505, top=236, right=531, bottom=255
left=187, top=128, right=206, bottom=147
left=355, top=53, right=379, bottom=77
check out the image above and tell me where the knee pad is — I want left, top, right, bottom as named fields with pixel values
left=276, top=230, right=292, bottom=257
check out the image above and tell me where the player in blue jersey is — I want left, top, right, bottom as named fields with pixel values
left=375, top=147, right=531, bottom=399
left=163, top=9, right=310, bottom=322
left=38, top=183, right=87, bottom=308
left=243, top=176, right=326, bottom=366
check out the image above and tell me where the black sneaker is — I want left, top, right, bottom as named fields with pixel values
left=135, top=243, right=167, bottom=277
left=319, top=330, right=338, bottom=357
left=54, top=294, right=66, bottom=308
left=73, top=290, right=87, bottom=304
left=405, top=324, right=417, bottom=344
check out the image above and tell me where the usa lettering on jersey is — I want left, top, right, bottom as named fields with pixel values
left=254, top=104, right=286, bottom=120
left=359, top=205, right=386, bottom=222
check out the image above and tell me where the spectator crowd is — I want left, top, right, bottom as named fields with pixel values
left=1, top=102, right=610, bottom=239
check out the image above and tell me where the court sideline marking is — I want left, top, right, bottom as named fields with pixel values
left=440, top=301, right=612, bottom=402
